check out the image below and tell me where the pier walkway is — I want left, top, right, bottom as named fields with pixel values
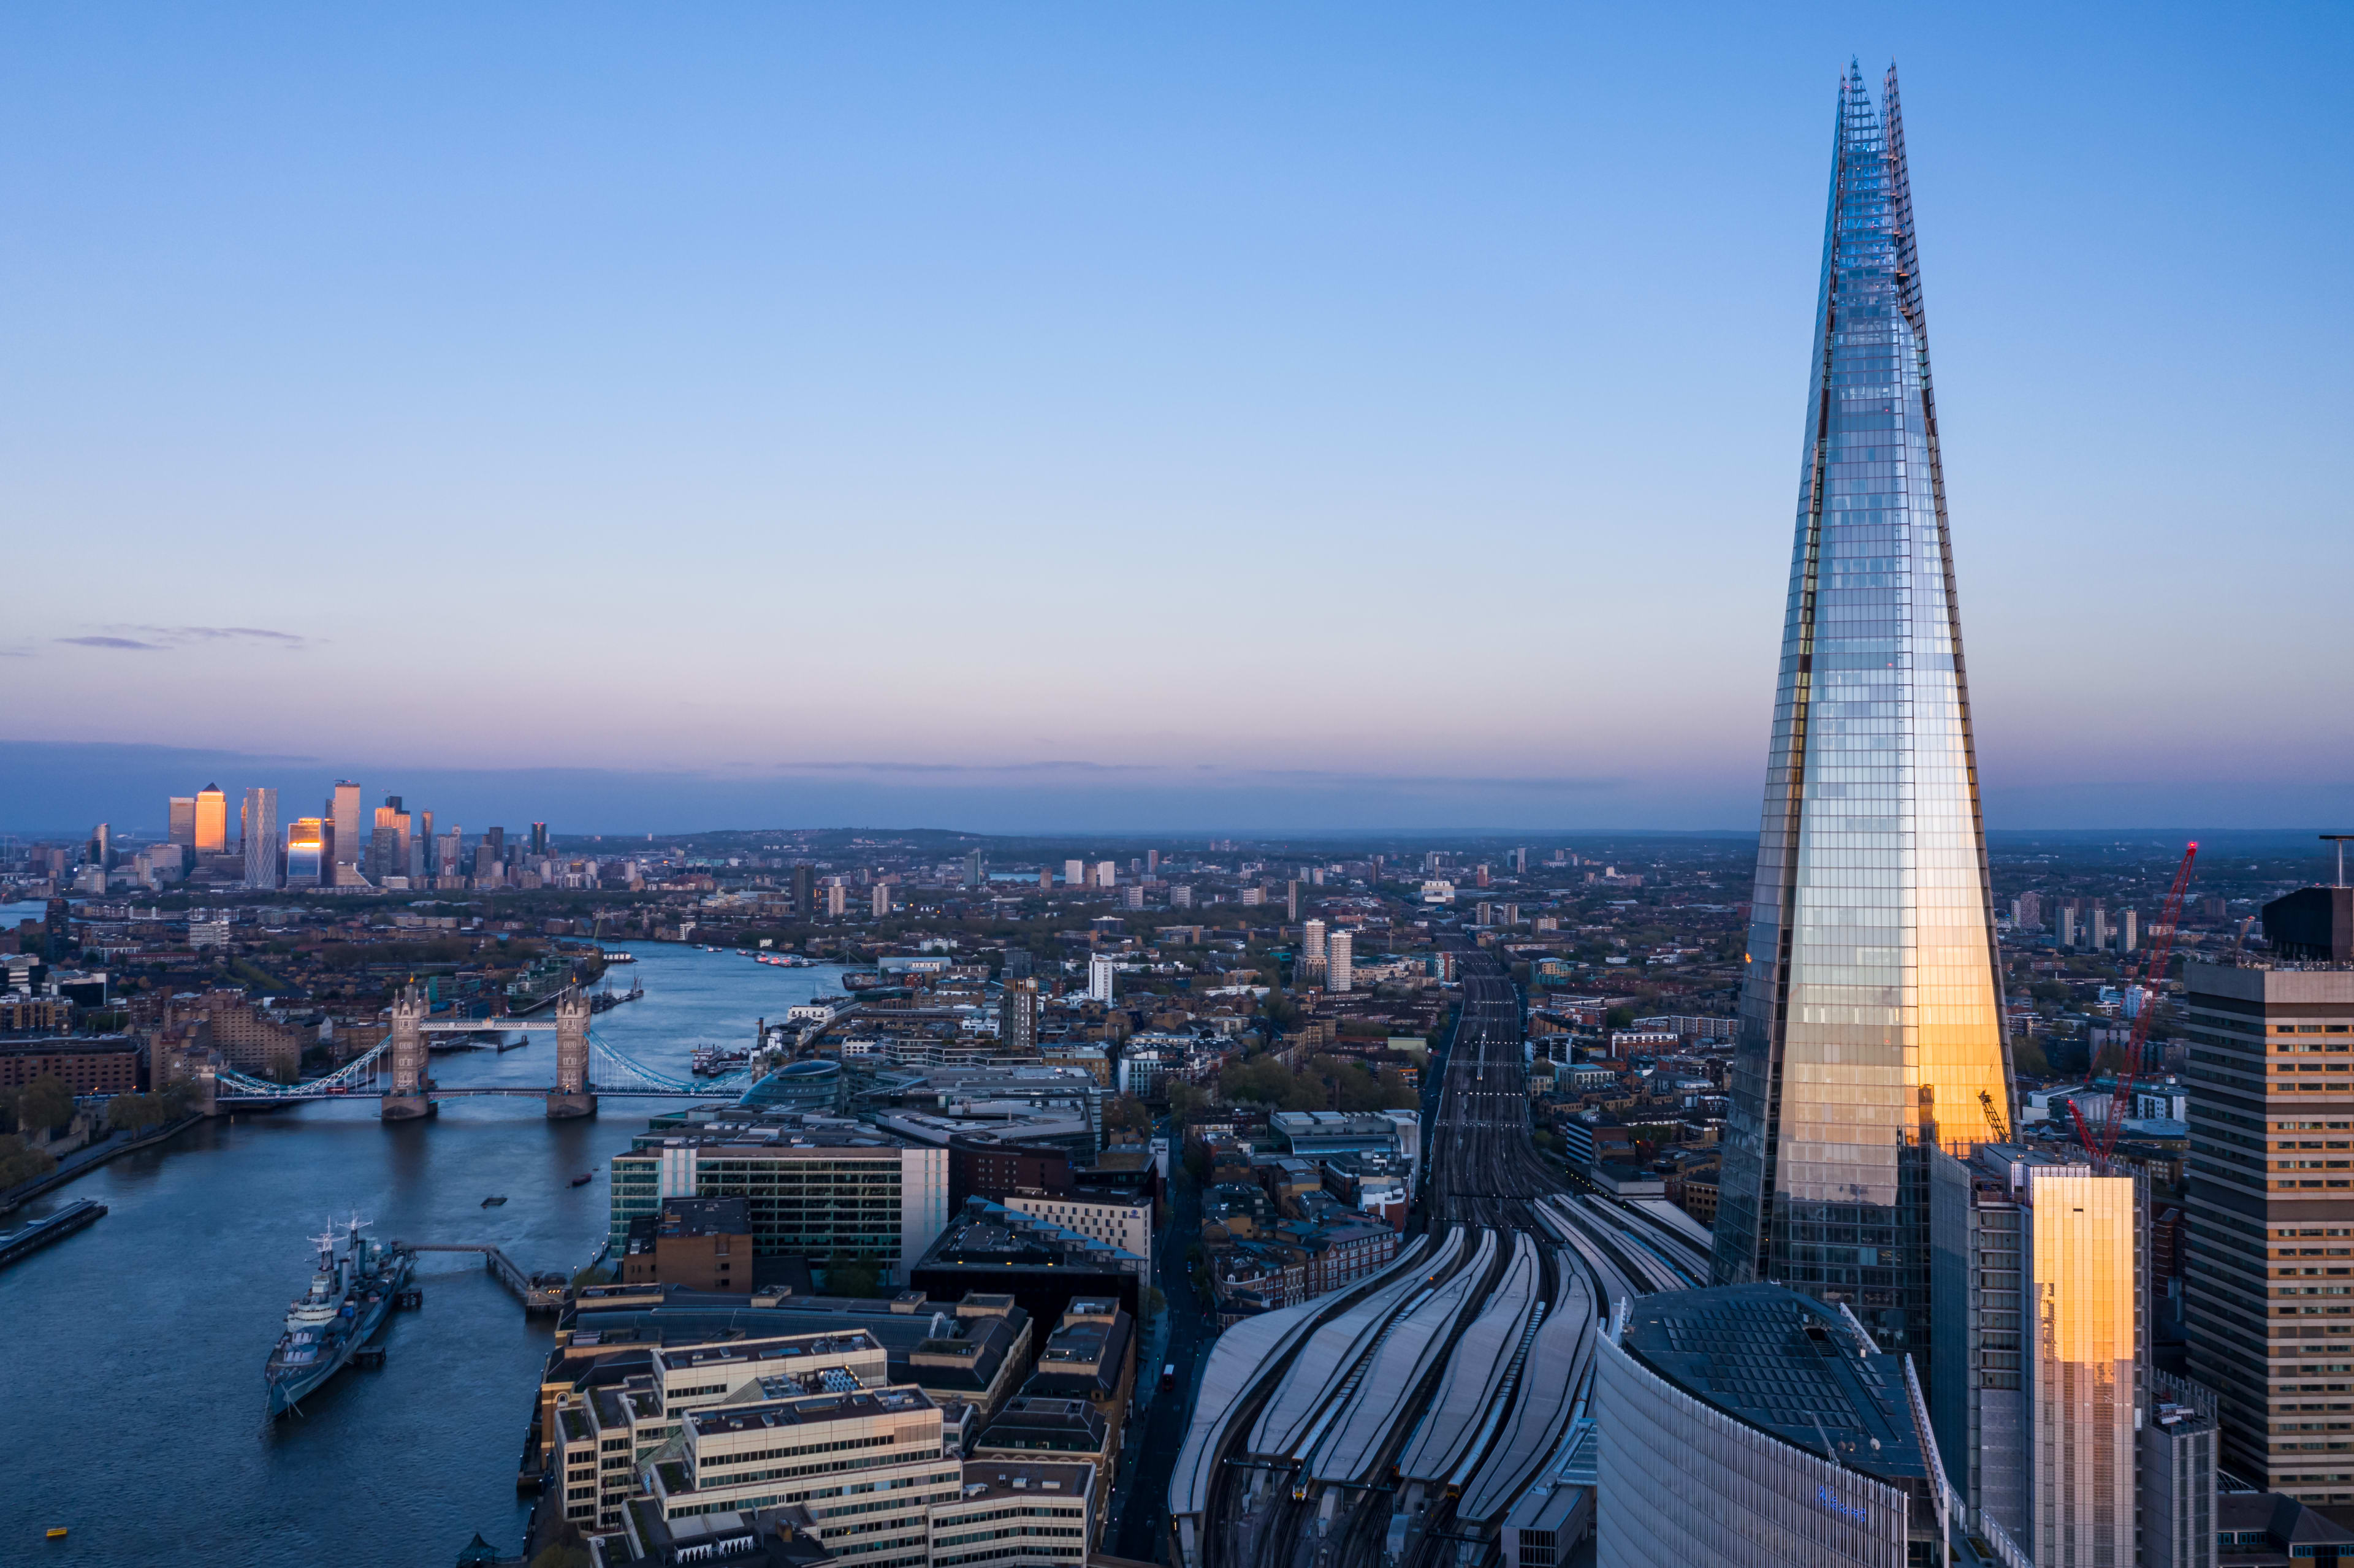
left=402, top=1243, right=568, bottom=1312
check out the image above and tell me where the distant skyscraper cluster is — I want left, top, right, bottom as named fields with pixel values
left=53, top=772, right=617, bottom=898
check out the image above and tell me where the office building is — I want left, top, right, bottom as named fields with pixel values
left=2140, top=1377, right=2219, bottom=1568
left=791, top=863, right=813, bottom=916
left=872, top=882, right=891, bottom=918
left=2184, top=887, right=2354, bottom=1504
left=329, top=780, right=362, bottom=873
left=607, top=1110, right=948, bottom=1287
left=1086, top=953, right=1115, bottom=1004
left=999, top=979, right=1040, bottom=1056
left=1328, top=931, right=1353, bottom=994
left=241, top=788, right=279, bottom=890
left=367, top=798, right=409, bottom=884
left=1003, top=1192, right=1152, bottom=1281
left=826, top=879, right=847, bottom=918
left=284, top=818, right=327, bottom=887
left=911, top=1196, right=1147, bottom=1330
left=1094, top=861, right=1116, bottom=889
left=1064, top=859, right=1085, bottom=889
left=167, top=796, right=196, bottom=848
left=1267, top=1110, right=1422, bottom=1187
left=529, top=821, right=548, bottom=856
left=1711, top=66, right=2011, bottom=1377
left=90, top=822, right=111, bottom=872
left=1930, top=1144, right=2146, bottom=1563
left=434, top=826, right=462, bottom=885
left=192, top=783, right=227, bottom=854
left=962, top=850, right=983, bottom=888
left=1594, top=1284, right=1938, bottom=1568
left=0, top=1038, right=143, bottom=1096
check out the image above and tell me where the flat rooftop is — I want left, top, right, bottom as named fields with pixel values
left=953, top=1459, right=1093, bottom=1505
left=687, top=1385, right=931, bottom=1439
left=657, top=1330, right=880, bottom=1374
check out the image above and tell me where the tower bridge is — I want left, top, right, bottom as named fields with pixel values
left=199, top=983, right=753, bottom=1120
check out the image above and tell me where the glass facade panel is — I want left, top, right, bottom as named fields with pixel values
left=2027, top=1165, right=2140, bottom=1568
left=1713, top=62, right=2011, bottom=1366
left=1595, top=1331, right=1908, bottom=1568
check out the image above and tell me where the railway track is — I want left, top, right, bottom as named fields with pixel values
left=1188, top=940, right=1715, bottom=1567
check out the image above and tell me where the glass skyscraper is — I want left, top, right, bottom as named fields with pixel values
left=1710, top=64, right=2011, bottom=1365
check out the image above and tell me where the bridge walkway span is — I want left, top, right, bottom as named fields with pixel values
left=402, top=1243, right=567, bottom=1311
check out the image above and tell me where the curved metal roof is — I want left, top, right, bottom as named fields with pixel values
left=1166, top=1231, right=1432, bottom=1522
left=1244, top=1226, right=1465, bottom=1460
left=1457, top=1258, right=1595, bottom=1523
left=1394, top=1231, right=1540, bottom=1483
left=1306, top=1228, right=1497, bottom=1484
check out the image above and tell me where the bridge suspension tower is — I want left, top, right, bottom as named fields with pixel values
left=547, top=990, right=596, bottom=1120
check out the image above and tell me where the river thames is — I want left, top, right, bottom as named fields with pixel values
left=0, top=933, right=843, bottom=1567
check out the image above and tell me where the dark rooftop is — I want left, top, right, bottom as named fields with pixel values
left=1617, top=1283, right=1927, bottom=1485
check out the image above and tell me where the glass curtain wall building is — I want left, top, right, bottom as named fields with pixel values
left=1710, top=63, right=2011, bottom=1370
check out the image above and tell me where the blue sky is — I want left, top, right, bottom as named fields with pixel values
left=2, top=4, right=2348, bottom=834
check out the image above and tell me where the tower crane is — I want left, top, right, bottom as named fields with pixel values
left=2068, top=842, right=2198, bottom=1173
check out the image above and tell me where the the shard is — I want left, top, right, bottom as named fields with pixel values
left=1710, top=63, right=2011, bottom=1363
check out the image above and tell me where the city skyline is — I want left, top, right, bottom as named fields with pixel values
left=2, top=6, right=2348, bottom=831
left=9, top=16, right=2352, bottom=1564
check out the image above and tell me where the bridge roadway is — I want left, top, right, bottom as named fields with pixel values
left=214, top=1082, right=733, bottom=1105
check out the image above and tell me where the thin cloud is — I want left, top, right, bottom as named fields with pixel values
left=63, top=624, right=314, bottom=651
left=781, top=760, right=1155, bottom=776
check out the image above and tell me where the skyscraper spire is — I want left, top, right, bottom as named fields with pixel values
left=1710, top=65, right=2010, bottom=1365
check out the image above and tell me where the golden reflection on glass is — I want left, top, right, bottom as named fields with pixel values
left=1712, top=64, right=2011, bottom=1366
left=2028, top=1168, right=2138, bottom=1568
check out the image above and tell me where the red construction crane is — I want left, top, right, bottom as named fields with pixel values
left=2068, top=841, right=2199, bottom=1171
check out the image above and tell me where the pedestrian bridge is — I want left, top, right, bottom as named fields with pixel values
left=402, top=1243, right=569, bottom=1312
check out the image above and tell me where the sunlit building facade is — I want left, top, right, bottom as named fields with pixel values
left=1712, top=63, right=2011, bottom=1371
left=192, top=783, right=227, bottom=854
left=284, top=817, right=327, bottom=888
left=1933, top=1148, right=2144, bottom=1565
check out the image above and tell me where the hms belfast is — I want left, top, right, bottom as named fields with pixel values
left=1708, top=63, right=2012, bottom=1369
left=264, top=1216, right=416, bottom=1417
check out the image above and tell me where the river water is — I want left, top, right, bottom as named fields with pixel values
left=0, top=921, right=842, bottom=1567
